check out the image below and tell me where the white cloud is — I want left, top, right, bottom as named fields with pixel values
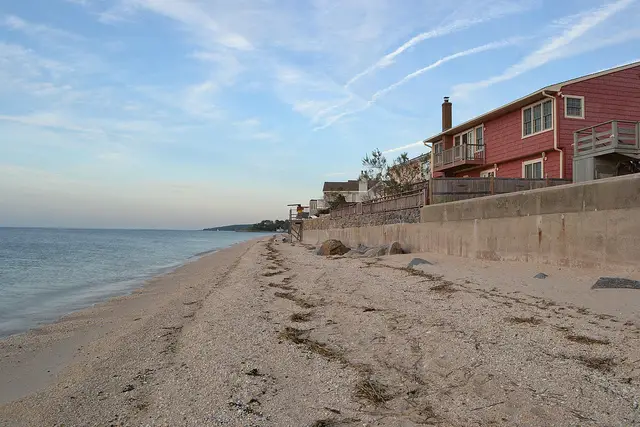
left=2, top=14, right=83, bottom=41
left=382, top=141, right=425, bottom=154
left=452, top=0, right=636, bottom=97
left=315, top=38, right=518, bottom=130
left=344, top=0, right=535, bottom=88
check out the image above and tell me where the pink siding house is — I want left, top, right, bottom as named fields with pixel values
left=424, top=62, right=640, bottom=181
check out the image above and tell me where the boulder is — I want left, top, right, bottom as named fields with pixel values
left=533, top=272, right=548, bottom=279
left=316, top=239, right=351, bottom=256
left=364, top=246, right=388, bottom=257
left=408, top=258, right=432, bottom=268
left=592, top=277, right=640, bottom=290
left=387, top=241, right=404, bottom=255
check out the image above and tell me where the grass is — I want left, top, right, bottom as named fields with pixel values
left=290, top=312, right=313, bottom=322
left=566, top=335, right=610, bottom=345
left=279, top=327, right=345, bottom=363
left=506, top=316, right=543, bottom=326
left=354, top=378, right=392, bottom=406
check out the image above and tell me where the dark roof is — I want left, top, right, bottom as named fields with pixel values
left=323, top=180, right=360, bottom=192
left=424, top=60, right=640, bottom=143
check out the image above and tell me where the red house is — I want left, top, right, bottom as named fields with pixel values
left=424, top=61, right=640, bottom=182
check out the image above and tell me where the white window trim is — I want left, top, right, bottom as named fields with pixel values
left=521, top=99, right=553, bottom=139
left=453, top=124, right=484, bottom=151
left=564, top=95, right=585, bottom=119
left=522, top=158, right=544, bottom=179
left=480, top=168, right=496, bottom=177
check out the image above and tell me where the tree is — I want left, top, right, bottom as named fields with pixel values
left=360, top=149, right=428, bottom=197
left=325, top=192, right=347, bottom=210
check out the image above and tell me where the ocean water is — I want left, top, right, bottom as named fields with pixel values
left=0, top=228, right=270, bottom=338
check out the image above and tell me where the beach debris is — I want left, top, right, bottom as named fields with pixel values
left=354, top=378, right=392, bottom=406
left=245, top=368, right=263, bottom=377
left=506, top=316, right=543, bottom=326
left=565, top=335, right=610, bottom=345
left=592, top=277, right=640, bottom=290
left=534, top=272, right=548, bottom=279
left=122, top=384, right=135, bottom=393
left=316, top=240, right=351, bottom=256
left=407, top=258, right=433, bottom=268
left=290, top=312, right=313, bottom=322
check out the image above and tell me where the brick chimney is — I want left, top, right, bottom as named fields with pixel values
left=442, top=96, right=452, bottom=131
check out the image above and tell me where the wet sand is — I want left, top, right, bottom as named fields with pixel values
left=1, top=237, right=639, bottom=426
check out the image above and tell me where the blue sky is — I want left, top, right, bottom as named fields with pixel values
left=1, top=0, right=639, bottom=229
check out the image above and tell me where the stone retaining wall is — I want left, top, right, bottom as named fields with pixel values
left=303, top=208, right=420, bottom=230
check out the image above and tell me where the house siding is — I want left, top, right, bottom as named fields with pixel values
left=445, top=64, right=640, bottom=180
left=558, top=65, right=640, bottom=179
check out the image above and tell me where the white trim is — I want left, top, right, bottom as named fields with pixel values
left=521, top=99, right=553, bottom=139
left=522, top=158, right=544, bottom=179
left=480, top=168, right=496, bottom=177
left=453, top=124, right=484, bottom=153
left=564, top=95, right=585, bottom=119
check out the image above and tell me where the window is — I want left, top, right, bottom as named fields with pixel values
left=476, top=127, right=484, bottom=151
left=522, top=100, right=553, bottom=137
left=434, top=141, right=443, bottom=154
left=522, top=159, right=543, bottom=179
left=453, top=126, right=484, bottom=149
left=565, top=96, right=584, bottom=119
left=480, top=168, right=495, bottom=177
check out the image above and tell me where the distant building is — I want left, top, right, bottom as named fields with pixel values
left=424, top=61, right=640, bottom=182
left=322, top=179, right=377, bottom=204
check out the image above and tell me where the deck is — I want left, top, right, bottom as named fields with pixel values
left=433, top=144, right=485, bottom=173
left=574, top=120, right=640, bottom=159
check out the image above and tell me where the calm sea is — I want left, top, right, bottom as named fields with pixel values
left=0, top=228, right=270, bottom=338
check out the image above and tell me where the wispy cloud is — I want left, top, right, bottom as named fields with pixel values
left=382, top=141, right=425, bottom=154
left=452, top=0, right=636, bottom=97
left=1, top=14, right=82, bottom=41
left=315, top=38, right=518, bottom=130
left=344, top=1, right=534, bottom=88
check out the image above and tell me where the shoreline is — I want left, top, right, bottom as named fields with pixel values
left=0, top=235, right=271, bottom=341
left=0, top=237, right=268, bottom=406
left=2, top=237, right=639, bottom=426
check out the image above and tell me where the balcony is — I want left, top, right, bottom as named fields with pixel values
left=433, top=144, right=485, bottom=173
left=574, top=120, right=640, bottom=159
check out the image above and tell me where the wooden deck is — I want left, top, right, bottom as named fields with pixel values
left=574, top=120, right=640, bottom=159
left=433, top=144, right=485, bottom=173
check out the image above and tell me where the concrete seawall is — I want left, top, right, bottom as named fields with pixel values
left=303, top=174, right=640, bottom=268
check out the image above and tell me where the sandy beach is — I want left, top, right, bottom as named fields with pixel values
left=1, top=237, right=640, bottom=426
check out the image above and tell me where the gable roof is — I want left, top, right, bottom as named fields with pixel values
left=323, top=180, right=360, bottom=192
left=424, top=61, right=640, bottom=144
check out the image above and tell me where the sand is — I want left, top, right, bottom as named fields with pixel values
left=1, top=237, right=640, bottom=426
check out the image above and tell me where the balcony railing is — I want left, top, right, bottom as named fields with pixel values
left=574, top=120, right=640, bottom=158
left=433, top=144, right=485, bottom=172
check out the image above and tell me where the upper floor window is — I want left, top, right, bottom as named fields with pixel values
left=565, top=96, right=585, bottom=119
left=522, top=99, right=553, bottom=138
left=454, top=125, right=484, bottom=149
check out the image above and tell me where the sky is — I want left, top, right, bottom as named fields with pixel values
left=0, top=0, right=639, bottom=229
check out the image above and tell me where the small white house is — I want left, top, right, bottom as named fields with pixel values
left=322, top=179, right=377, bottom=204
